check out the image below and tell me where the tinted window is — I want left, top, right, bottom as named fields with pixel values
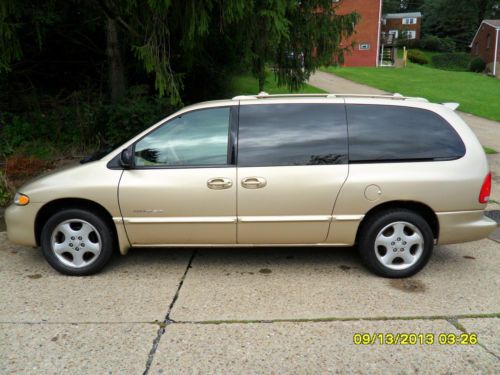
left=347, top=105, right=465, bottom=162
left=134, top=107, right=230, bottom=167
left=237, top=104, right=347, bottom=167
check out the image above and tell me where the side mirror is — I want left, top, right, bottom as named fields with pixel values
left=120, top=147, right=133, bottom=169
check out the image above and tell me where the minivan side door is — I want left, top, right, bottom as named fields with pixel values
left=118, top=105, right=237, bottom=245
left=236, top=100, right=349, bottom=244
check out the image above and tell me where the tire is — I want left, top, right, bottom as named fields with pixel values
left=40, top=208, right=114, bottom=276
left=358, top=209, right=434, bottom=278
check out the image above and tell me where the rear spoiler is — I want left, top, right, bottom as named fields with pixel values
left=442, top=102, right=460, bottom=110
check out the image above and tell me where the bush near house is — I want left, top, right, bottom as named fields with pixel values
left=431, top=53, right=472, bottom=71
left=469, top=57, right=486, bottom=73
left=420, top=35, right=456, bottom=52
left=407, top=50, right=430, bottom=65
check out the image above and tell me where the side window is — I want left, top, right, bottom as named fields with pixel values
left=237, top=103, right=348, bottom=167
left=346, top=105, right=466, bottom=162
left=134, top=107, right=231, bottom=167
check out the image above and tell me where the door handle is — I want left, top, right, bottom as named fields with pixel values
left=241, top=177, right=267, bottom=189
left=207, top=177, right=233, bottom=190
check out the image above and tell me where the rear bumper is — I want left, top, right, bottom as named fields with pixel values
left=437, top=210, right=497, bottom=245
left=5, top=203, right=42, bottom=247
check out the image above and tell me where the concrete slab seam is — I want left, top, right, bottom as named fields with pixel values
left=142, top=249, right=197, bottom=375
left=447, top=317, right=500, bottom=361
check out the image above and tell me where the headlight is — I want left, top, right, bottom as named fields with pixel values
left=14, top=192, right=30, bottom=206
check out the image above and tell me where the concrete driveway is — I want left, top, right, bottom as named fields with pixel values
left=1, top=232, right=499, bottom=374
left=1, top=72, right=499, bottom=374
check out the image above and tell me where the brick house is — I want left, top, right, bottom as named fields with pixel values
left=335, top=0, right=383, bottom=67
left=470, top=20, right=500, bottom=76
left=381, top=12, right=422, bottom=41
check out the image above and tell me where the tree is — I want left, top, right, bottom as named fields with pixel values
left=421, top=0, right=498, bottom=49
left=1, top=0, right=359, bottom=103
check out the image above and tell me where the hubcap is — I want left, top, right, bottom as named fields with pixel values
left=374, top=221, right=424, bottom=270
left=51, top=219, right=102, bottom=269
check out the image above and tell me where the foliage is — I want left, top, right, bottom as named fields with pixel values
left=0, top=86, right=177, bottom=160
left=407, top=50, right=430, bottom=65
left=483, top=146, right=498, bottom=154
left=229, top=72, right=326, bottom=97
left=469, top=57, right=486, bottom=73
left=431, top=53, right=472, bottom=71
left=100, top=86, right=176, bottom=145
left=0, top=0, right=359, bottom=103
left=0, top=171, right=11, bottom=207
left=420, top=35, right=456, bottom=52
left=421, top=0, right=498, bottom=50
left=321, top=64, right=500, bottom=121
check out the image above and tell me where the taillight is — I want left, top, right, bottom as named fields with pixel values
left=479, top=172, right=492, bottom=204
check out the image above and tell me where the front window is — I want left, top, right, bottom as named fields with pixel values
left=134, top=107, right=231, bottom=167
left=403, top=30, right=417, bottom=40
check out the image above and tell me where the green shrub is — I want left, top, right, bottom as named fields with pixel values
left=0, top=171, right=11, bottom=207
left=420, top=35, right=456, bottom=52
left=0, top=86, right=178, bottom=159
left=396, top=38, right=421, bottom=49
left=431, top=53, right=472, bottom=71
left=407, top=50, right=430, bottom=65
left=469, top=57, right=486, bottom=73
left=100, top=85, right=177, bottom=145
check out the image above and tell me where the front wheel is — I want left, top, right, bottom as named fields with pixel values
left=40, top=209, right=114, bottom=276
left=358, top=209, right=434, bottom=278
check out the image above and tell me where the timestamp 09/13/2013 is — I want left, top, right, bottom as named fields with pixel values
left=353, top=332, right=478, bottom=346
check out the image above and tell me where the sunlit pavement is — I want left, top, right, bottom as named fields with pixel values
left=0, top=232, right=498, bottom=374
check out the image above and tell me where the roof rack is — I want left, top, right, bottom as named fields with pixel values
left=232, top=92, right=428, bottom=102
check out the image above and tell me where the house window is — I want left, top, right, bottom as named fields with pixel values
left=403, top=30, right=417, bottom=40
left=402, top=17, right=417, bottom=25
left=359, top=43, right=371, bottom=50
left=487, top=34, right=491, bottom=49
left=389, top=30, right=399, bottom=39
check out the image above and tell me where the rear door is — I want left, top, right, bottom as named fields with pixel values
left=236, top=100, right=349, bottom=244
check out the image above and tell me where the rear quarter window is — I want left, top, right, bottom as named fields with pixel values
left=346, top=105, right=466, bottom=162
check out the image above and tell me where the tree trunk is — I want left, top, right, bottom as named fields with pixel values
left=106, top=18, right=126, bottom=103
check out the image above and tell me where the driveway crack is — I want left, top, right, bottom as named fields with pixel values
left=142, top=249, right=197, bottom=375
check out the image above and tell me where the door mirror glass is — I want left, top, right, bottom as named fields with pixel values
left=120, top=147, right=133, bottom=169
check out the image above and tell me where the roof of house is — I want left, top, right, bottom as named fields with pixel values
left=469, top=20, right=500, bottom=47
left=383, top=12, right=422, bottom=19
left=483, top=20, right=500, bottom=28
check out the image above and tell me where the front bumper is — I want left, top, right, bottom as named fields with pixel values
left=5, top=203, right=43, bottom=247
left=437, top=210, right=497, bottom=245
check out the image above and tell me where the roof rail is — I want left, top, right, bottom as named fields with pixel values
left=231, top=92, right=428, bottom=102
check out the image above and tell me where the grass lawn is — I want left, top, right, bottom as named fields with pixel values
left=321, top=64, right=500, bottom=121
left=229, top=72, right=326, bottom=97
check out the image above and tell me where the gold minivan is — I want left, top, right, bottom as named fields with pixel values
left=5, top=93, right=496, bottom=277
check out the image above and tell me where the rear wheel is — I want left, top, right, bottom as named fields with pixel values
left=41, top=209, right=114, bottom=276
left=358, top=209, right=434, bottom=278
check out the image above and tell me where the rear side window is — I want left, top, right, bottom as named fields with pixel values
left=237, top=103, right=347, bottom=167
left=346, top=105, right=465, bottom=162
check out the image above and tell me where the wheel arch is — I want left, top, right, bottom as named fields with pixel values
left=34, top=198, right=118, bottom=247
left=357, top=200, right=439, bottom=242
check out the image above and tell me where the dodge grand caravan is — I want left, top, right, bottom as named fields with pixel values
left=5, top=93, right=496, bottom=278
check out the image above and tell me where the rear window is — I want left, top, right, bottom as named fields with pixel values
left=237, top=103, right=347, bottom=167
left=346, top=105, right=466, bottom=162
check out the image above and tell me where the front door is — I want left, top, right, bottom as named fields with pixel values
left=236, top=101, right=349, bottom=244
left=119, top=105, right=237, bottom=245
